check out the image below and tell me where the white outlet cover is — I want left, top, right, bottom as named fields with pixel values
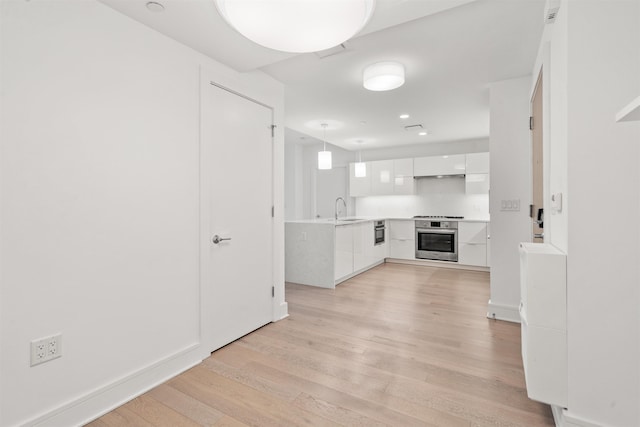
left=30, top=334, right=62, bottom=366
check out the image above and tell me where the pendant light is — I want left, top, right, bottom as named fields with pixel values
left=214, top=0, right=375, bottom=54
left=318, top=123, right=332, bottom=170
left=354, top=140, right=366, bottom=177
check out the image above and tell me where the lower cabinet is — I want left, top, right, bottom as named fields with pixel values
left=335, top=222, right=386, bottom=282
left=458, top=222, right=488, bottom=267
left=334, top=225, right=354, bottom=280
left=388, top=220, right=415, bottom=260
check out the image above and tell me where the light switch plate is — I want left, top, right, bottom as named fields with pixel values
left=551, top=193, right=563, bottom=213
left=500, top=199, right=521, bottom=212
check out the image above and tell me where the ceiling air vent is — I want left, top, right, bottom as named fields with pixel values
left=315, top=44, right=347, bottom=59
left=546, top=7, right=559, bottom=23
left=544, top=0, right=561, bottom=24
left=404, top=124, right=424, bottom=131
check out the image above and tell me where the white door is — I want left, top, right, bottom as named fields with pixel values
left=202, top=83, right=273, bottom=352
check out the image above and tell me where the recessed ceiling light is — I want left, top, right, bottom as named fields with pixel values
left=399, top=114, right=410, bottom=119
left=419, top=131, right=427, bottom=136
left=146, top=1, right=165, bottom=12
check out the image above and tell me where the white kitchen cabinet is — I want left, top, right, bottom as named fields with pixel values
left=388, top=220, right=415, bottom=260
left=393, top=158, right=415, bottom=195
left=334, top=225, right=354, bottom=280
left=458, top=243, right=487, bottom=266
left=371, top=160, right=394, bottom=195
left=352, top=222, right=370, bottom=272
left=465, top=153, right=489, bottom=195
left=414, top=154, right=465, bottom=176
left=519, top=243, right=567, bottom=407
left=458, top=222, right=487, bottom=267
left=465, top=152, right=490, bottom=173
left=465, top=173, right=490, bottom=194
left=349, top=162, right=372, bottom=197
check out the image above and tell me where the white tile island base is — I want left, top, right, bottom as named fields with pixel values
left=285, top=219, right=387, bottom=288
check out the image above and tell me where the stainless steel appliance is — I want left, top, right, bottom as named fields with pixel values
left=415, top=220, right=458, bottom=261
left=374, top=220, right=385, bottom=245
left=413, top=215, right=464, bottom=219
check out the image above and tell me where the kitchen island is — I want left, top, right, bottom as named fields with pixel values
left=285, top=218, right=387, bottom=288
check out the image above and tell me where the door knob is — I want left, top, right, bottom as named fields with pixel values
left=212, top=235, right=232, bottom=244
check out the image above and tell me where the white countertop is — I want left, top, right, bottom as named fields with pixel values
left=286, top=216, right=490, bottom=225
left=286, top=217, right=384, bottom=226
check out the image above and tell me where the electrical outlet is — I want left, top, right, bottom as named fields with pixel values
left=30, top=334, right=62, bottom=366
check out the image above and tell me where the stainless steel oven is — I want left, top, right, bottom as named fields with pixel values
left=415, top=220, right=458, bottom=262
left=374, top=220, right=385, bottom=245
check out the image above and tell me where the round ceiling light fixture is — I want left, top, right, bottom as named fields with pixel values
left=214, top=0, right=376, bottom=53
left=363, top=61, right=405, bottom=91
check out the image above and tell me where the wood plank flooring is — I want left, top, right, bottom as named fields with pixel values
left=87, top=263, right=554, bottom=426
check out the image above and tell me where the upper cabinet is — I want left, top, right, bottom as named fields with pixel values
left=465, top=152, right=490, bottom=195
left=350, top=158, right=414, bottom=197
left=465, top=152, right=490, bottom=173
left=371, top=160, right=395, bottom=195
left=349, top=163, right=372, bottom=197
left=414, top=154, right=466, bottom=176
left=393, top=158, right=415, bottom=195
left=350, top=152, right=490, bottom=197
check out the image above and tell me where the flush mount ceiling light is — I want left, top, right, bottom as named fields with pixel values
left=399, top=114, right=410, bottom=119
left=363, top=61, right=405, bottom=91
left=214, top=0, right=376, bottom=53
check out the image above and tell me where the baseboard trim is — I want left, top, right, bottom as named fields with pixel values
left=275, top=301, right=289, bottom=321
left=554, top=408, right=604, bottom=427
left=385, top=258, right=490, bottom=272
left=335, top=260, right=385, bottom=285
left=25, top=343, right=202, bottom=427
left=487, top=299, right=521, bottom=323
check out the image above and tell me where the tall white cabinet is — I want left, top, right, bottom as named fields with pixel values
left=519, top=243, right=567, bottom=407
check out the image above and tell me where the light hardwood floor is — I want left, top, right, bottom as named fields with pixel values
left=87, top=263, right=554, bottom=427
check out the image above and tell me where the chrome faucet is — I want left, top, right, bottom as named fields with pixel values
left=335, top=197, right=347, bottom=220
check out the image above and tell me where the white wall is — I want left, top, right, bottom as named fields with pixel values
left=355, top=177, right=489, bottom=219
left=0, top=1, right=285, bottom=425
left=487, top=76, right=532, bottom=322
left=284, top=141, right=304, bottom=220
left=549, top=1, right=640, bottom=426
left=298, top=142, right=356, bottom=219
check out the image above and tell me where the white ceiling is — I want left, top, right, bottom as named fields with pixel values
left=100, top=0, right=546, bottom=151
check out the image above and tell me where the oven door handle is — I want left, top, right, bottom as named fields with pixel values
left=416, top=228, right=457, bottom=234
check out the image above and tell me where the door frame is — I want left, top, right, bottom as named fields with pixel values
left=529, top=42, right=551, bottom=244
left=198, top=72, right=277, bottom=356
